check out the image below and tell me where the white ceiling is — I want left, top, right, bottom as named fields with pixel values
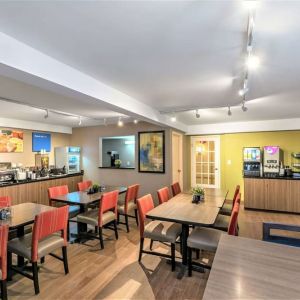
left=0, top=1, right=299, bottom=127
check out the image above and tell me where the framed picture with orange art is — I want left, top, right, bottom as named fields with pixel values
left=138, top=131, right=165, bottom=173
left=0, top=129, right=24, bottom=153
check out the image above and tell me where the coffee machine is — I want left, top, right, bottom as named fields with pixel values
left=243, top=147, right=262, bottom=177
left=263, top=146, right=283, bottom=177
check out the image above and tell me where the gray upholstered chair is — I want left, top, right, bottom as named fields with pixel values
left=137, top=194, right=182, bottom=271
left=187, top=198, right=240, bottom=276
left=219, top=185, right=240, bottom=216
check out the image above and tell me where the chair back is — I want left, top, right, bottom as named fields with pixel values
left=0, top=196, right=11, bottom=208
left=98, top=190, right=119, bottom=227
left=137, top=194, right=154, bottom=237
left=32, top=206, right=69, bottom=262
left=0, top=225, right=8, bottom=280
left=227, top=193, right=241, bottom=236
left=124, top=184, right=140, bottom=213
left=48, top=185, right=69, bottom=206
left=231, top=185, right=241, bottom=209
left=171, top=182, right=181, bottom=197
left=77, top=180, right=92, bottom=192
left=157, top=187, right=170, bottom=205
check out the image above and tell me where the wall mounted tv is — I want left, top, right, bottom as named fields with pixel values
left=32, top=132, right=51, bottom=152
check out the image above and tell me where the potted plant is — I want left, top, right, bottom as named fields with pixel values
left=191, top=186, right=205, bottom=203
left=88, top=183, right=100, bottom=194
left=114, top=159, right=122, bottom=168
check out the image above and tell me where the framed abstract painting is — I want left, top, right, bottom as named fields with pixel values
left=138, top=131, right=165, bottom=173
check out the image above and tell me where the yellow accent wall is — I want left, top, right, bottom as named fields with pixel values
left=220, top=130, right=300, bottom=199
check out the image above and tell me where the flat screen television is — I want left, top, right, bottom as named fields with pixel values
left=32, top=132, right=51, bottom=152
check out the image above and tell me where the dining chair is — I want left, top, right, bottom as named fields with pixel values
left=219, top=185, right=240, bottom=216
left=77, top=190, right=119, bottom=250
left=171, top=182, right=181, bottom=197
left=117, top=184, right=139, bottom=232
left=48, top=185, right=80, bottom=218
left=77, top=180, right=93, bottom=192
left=187, top=199, right=240, bottom=276
left=7, top=206, right=69, bottom=295
left=157, top=187, right=171, bottom=205
left=212, top=192, right=241, bottom=232
left=0, top=196, right=11, bottom=208
left=0, top=225, right=8, bottom=300
left=137, top=194, right=182, bottom=271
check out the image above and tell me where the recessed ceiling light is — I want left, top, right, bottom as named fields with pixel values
left=118, top=117, right=124, bottom=127
left=244, top=1, right=258, bottom=10
left=246, top=55, right=260, bottom=69
left=170, top=115, right=177, bottom=122
left=133, top=119, right=138, bottom=124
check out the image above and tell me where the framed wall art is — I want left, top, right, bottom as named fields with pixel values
left=138, top=131, right=165, bottom=173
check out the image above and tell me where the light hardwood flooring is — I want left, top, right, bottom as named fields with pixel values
left=7, top=205, right=300, bottom=300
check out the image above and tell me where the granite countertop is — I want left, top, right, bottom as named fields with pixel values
left=0, top=171, right=83, bottom=188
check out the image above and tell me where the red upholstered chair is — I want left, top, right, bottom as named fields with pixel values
left=213, top=192, right=241, bottom=232
left=187, top=195, right=241, bottom=276
left=171, top=182, right=181, bottom=197
left=118, top=184, right=140, bottom=232
left=137, top=194, right=181, bottom=271
left=219, top=185, right=240, bottom=216
left=157, top=187, right=171, bottom=205
left=77, top=180, right=92, bottom=192
left=0, top=225, right=8, bottom=300
left=77, top=190, right=119, bottom=250
left=8, top=206, right=69, bottom=294
left=0, top=197, right=11, bottom=208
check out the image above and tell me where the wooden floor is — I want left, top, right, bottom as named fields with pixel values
left=8, top=205, right=300, bottom=300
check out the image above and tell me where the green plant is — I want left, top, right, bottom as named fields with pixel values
left=115, top=159, right=122, bottom=166
left=92, top=183, right=100, bottom=190
left=191, top=186, right=205, bottom=196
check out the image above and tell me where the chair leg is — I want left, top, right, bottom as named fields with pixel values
left=134, top=209, right=139, bottom=226
left=0, top=280, right=7, bottom=300
left=171, top=243, right=176, bottom=272
left=95, top=226, right=98, bottom=234
left=7, top=252, right=12, bottom=281
left=62, top=246, right=69, bottom=274
left=196, top=249, right=200, bottom=260
left=40, top=257, right=45, bottom=264
left=114, top=220, right=119, bottom=240
left=117, top=213, right=120, bottom=224
left=150, top=239, right=154, bottom=250
left=99, top=227, right=104, bottom=250
left=125, top=214, right=130, bottom=233
left=67, top=222, right=70, bottom=242
left=32, top=262, right=40, bottom=295
left=138, top=238, right=144, bottom=262
left=188, top=247, right=193, bottom=277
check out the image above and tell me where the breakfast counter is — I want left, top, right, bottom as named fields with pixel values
left=244, top=176, right=300, bottom=213
left=0, top=172, right=83, bottom=206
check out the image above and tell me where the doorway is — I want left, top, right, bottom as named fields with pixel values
left=172, top=131, right=183, bottom=188
left=191, top=136, right=220, bottom=188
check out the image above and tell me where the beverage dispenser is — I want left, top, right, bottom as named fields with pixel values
left=243, top=147, right=262, bottom=177
left=263, top=146, right=283, bottom=177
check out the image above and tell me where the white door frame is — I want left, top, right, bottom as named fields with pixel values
left=172, top=131, right=183, bottom=187
left=191, top=135, right=221, bottom=188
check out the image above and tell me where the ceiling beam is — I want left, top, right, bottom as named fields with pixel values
left=0, top=32, right=188, bottom=132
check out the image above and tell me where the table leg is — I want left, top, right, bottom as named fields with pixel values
left=176, top=224, right=189, bottom=279
left=17, top=227, right=25, bottom=267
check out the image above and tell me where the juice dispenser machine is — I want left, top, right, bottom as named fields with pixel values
left=263, top=146, right=283, bottom=177
left=243, top=147, right=262, bottom=177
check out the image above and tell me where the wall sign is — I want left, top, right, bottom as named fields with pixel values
left=0, top=130, right=24, bottom=153
left=32, top=132, right=51, bottom=152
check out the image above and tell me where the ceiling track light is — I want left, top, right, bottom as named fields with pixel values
left=78, top=116, right=82, bottom=126
left=227, top=106, right=232, bottom=116
left=44, top=109, right=49, bottom=119
left=195, top=109, right=200, bottom=119
left=242, top=101, right=248, bottom=112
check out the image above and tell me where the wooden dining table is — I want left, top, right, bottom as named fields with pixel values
left=0, top=203, right=56, bottom=267
left=203, top=234, right=300, bottom=299
left=50, top=185, right=127, bottom=240
left=146, top=188, right=228, bottom=279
